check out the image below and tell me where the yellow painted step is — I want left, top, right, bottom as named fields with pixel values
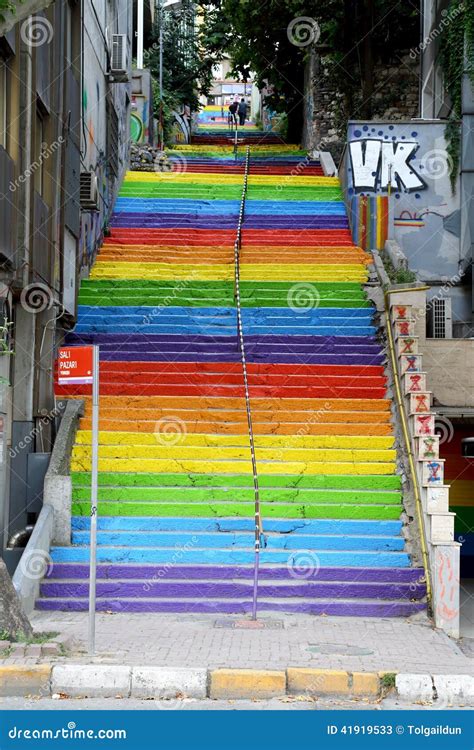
left=124, top=172, right=339, bottom=187
left=90, top=263, right=367, bottom=282
left=72, top=444, right=396, bottom=463
left=76, top=431, right=395, bottom=450
left=71, top=457, right=396, bottom=475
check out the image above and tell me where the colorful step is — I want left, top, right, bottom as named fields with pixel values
left=38, top=130, right=427, bottom=616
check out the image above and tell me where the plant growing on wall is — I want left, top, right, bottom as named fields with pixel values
left=0, top=0, right=15, bottom=20
left=439, top=0, right=474, bottom=190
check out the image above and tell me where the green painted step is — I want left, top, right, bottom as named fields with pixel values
left=78, top=294, right=369, bottom=309
left=79, top=281, right=365, bottom=292
left=72, top=472, right=402, bottom=491
left=72, top=486, right=401, bottom=504
left=118, top=185, right=343, bottom=201
left=72, top=501, right=401, bottom=520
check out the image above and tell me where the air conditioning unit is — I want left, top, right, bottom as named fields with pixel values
left=110, top=34, right=129, bottom=82
left=80, top=172, right=99, bottom=211
left=426, top=297, right=452, bottom=339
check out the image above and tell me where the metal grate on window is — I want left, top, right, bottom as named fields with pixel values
left=433, top=298, right=446, bottom=339
left=107, top=98, right=119, bottom=178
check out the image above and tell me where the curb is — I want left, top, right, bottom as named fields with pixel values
left=0, top=665, right=472, bottom=703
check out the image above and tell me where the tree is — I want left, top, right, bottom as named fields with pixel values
left=144, top=0, right=224, bottom=143
left=200, top=0, right=420, bottom=141
left=0, top=559, right=33, bottom=639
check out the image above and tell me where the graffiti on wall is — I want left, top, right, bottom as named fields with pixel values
left=344, top=122, right=461, bottom=277
left=349, top=139, right=425, bottom=192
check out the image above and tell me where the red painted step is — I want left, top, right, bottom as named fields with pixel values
left=57, top=383, right=387, bottom=399
left=105, top=229, right=355, bottom=246
left=98, top=361, right=385, bottom=377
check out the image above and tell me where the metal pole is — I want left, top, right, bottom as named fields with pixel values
left=88, top=345, right=99, bottom=655
left=233, top=148, right=262, bottom=620
left=137, top=0, right=144, bottom=69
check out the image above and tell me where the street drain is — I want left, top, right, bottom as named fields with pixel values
left=307, top=643, right=374, bottom=656
left=214, top=618, right=284, bottom=630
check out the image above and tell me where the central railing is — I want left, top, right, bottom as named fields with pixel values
left=233, top=146, right=263, bottom=620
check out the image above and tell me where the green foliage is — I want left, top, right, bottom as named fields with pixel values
left=439, top=0, right=474, bottom=191
left=144, top=0, right=223, bottom=143
left=380, top=251, right=417, bottom=285
left=0, top=0, right=16, bottom=19
left=381, top=672, right=396, bottom=690
left=200, top=0, right=420, bottom=141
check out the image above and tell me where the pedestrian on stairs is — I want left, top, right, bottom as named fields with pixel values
left=228, top=99, right=238, bottom=127
left=238, top=98, right=247, bottom=126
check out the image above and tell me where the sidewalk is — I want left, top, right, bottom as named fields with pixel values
left=12, top=611, right=471, bottom=675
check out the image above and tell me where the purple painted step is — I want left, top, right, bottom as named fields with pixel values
left=45, top=564, right=424, bottom=583
left=36, top=598, right=426, bottom=617
left=111, top=215, right=350, bottom=229
left=67, top=333, right=382, bottom=350
left=40, top=580, right=426, bottom=600
left=65, top=333, right=385, bottom=365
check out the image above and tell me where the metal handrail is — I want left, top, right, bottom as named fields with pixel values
left=384, top=289, right=432, bottom=607
left=233, top=146, right=263, bottom=620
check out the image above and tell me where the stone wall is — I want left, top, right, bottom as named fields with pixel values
left=305, top=52, right=420, bottom=162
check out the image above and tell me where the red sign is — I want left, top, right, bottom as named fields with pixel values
left=57, top=346, right=94, bottom=385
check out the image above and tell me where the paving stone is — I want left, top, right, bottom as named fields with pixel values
left=29, top=611, right=473, bottom=674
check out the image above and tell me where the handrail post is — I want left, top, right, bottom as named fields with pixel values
left=233, top=146, right=262, bottom=620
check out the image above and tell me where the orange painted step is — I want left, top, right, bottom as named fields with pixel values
left=75, top=394, right=392, bottom=413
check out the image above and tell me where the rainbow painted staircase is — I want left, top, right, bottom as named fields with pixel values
left=37, top=130, right=427, bottom=616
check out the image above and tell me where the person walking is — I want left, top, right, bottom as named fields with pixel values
left=238, top=98, right=247, bottom=126
left=228, top=99, right=238, bottom=128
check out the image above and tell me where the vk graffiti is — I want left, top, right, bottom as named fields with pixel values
left=349, top=139, right=426, bottom=193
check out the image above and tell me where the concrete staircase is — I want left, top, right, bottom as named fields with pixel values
left=37, top=130, right=427, bottom=616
